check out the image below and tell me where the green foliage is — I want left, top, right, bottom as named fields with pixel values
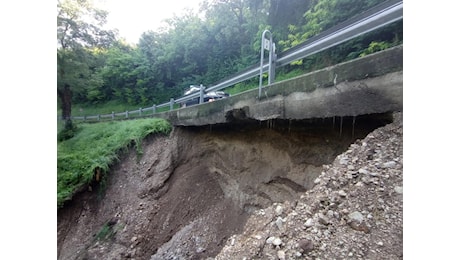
left=226, top=80, right=258, bottom=95
left=279, top=0, right=382, bottom=50
left=359, top=41, right=391, bottom=57
left=71, top=100, right=145, bottom=117
left=95, top=223, right=113, bottom=241
left=58, top=119, right=79, bottom=142
left=57, top=118, right=172, bottom=208
left=94, top=222, right=123, bottom=242
left=57, top=0, right=116, bottom=119
left=225, top=67, right=309, bottom=95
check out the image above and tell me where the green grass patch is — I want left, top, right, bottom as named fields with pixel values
left=70, top=100, right=151, bottom=117
left=226, top=81, right=257, bottom=95
left=95, top=223, right=113, bottom=241
left=94, top=222, right=123, bottom=242
left=275, top=68, right=307, bottom=81
left=57, top=118, right=172, bottom=209
left=58, top=100, right=182, bottom=121
left=225, top=68, right=308, bottom=95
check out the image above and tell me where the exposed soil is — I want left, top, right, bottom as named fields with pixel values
left=216, top=112, right=403, bottom=259
left=57, top=113, right=395, bottom=260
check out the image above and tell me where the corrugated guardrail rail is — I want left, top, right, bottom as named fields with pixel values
left=66, top=0, right=403, bottom=122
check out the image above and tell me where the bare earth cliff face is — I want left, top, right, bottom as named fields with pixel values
left=57, top=112, right=402, bottom=259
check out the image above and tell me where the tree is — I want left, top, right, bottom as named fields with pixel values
left=267, top=0, right=312, bottom=42
left=199, top=0, right=269, bottom=81
left=57, top=0, right=115, bottom=120
left=99, top=46, right=147, bottom=105
left=275, top=0, right=401, bottom=71
left=279, top=0, right=382, bottom=51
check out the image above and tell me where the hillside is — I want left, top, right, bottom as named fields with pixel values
left=57, top=112, right=402, bottom=259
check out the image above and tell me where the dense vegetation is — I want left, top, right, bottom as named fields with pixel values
left=57, top=118, right=172, bottom=208
left=57, top=0, right=403, bottom=119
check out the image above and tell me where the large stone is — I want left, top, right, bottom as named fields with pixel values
left=298, top=239, right=314, bottom=253
left=348, top=211, right=364, bottom=223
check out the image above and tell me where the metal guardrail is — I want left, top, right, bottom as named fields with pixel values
left=276, top=0, right=402, bottom=66
left=64, top=0, right=402, bottom=122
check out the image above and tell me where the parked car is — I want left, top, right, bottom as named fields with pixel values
left=204, top=91, right=230, bottom=102
left=182, top=85, right=230, bottom=107
left=184, top=85, right=202, bottom=96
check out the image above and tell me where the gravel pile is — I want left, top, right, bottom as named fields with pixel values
left=216, top=112, right=403, bottom=259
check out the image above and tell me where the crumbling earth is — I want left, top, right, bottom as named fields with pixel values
left=216, top=112, right=403, bottom=259
left=57, top=112, right=401, bottom=259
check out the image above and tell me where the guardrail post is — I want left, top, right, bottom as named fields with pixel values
left=152, top=104, right=156, bottom=114
left=112, top=111, right=114, bottom=120
left=139, top=108, right=142, bottom=116
left=269, top=43, right=276, bottom=85
left=259, top=30, right=274, bottom=98
left=199, top=84, right=204, bottom=104
left=170, top=98, right=174, bottom=110
left=97, top=114, right=100, bottom=121
left=84, top=115, right=86, bottom=121
left=125, top=111, right=128, bottom=118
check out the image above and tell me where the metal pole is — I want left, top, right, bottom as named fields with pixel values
left=259, top=30, right=270, bottom=98
left=268, top=38, right=273, bottom=85
left=269, top=43, right=276, bottom=84
left=259, top=31, right=265, bottom=98
left=199, top=84, right=204, bottom=104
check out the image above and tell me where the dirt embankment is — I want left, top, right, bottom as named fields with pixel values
left=57, top=114, right=392, bottom=260
left=216, top=112, right=403, bottom=259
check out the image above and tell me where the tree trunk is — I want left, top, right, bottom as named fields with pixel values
left=58, top=84, right=72, bottom=121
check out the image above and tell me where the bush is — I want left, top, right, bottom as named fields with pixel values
left=57, top=118, right=172, bottom=208
left=359, top=41, right=390, bottom=57
left=58, top=120, right=79, bottom=142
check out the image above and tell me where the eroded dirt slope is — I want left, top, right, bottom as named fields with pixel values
left=57, top=114, right=392, bottom=260
left=216, top=112, right=403, bottom=259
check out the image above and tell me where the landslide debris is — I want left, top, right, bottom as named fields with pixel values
left=216, top=112, right=403, bottom=259
left=57, top=113, right=397, bottom=260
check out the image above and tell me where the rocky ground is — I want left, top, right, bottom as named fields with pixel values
left=216, top=112, right=403, bottom=259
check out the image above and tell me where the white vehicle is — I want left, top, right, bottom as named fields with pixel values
left=182, top=85, right=229, bottom=107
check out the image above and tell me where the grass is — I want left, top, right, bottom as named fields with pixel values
left=94, top=222, right=123, bottom=242
left=57, top=117, right=172, bottom=209
left=226, top=81, right=258, bottom=95
left=57, top=100, right=182, bottom=122
left=225, top=68, right=308, bottom=95
left=69, top=100, right=150, bottom=117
